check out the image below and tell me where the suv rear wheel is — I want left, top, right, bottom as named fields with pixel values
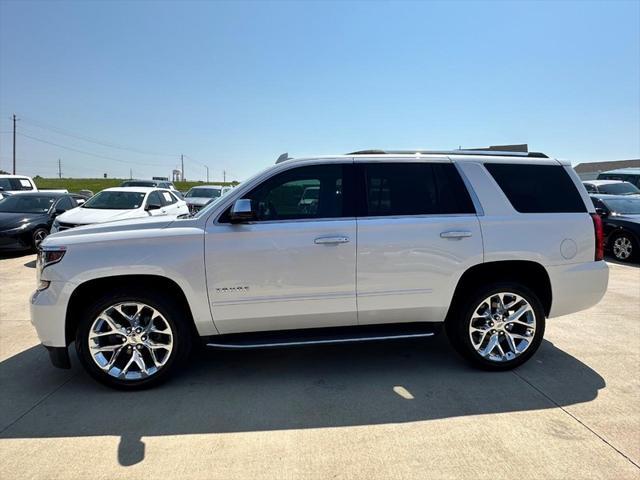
left=447, top=283, right=545, bottom=370
left=75, top=290, right=192, bottom=389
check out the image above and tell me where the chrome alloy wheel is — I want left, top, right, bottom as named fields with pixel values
left=88, top=302, right=174, bottom=380
left=613, top=236, right=633, bottom=260
left=468, top=292, right=536, bottom=362
left=33, top=229, right=47, bottom=248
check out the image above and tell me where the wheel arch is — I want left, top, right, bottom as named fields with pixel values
left=447, top=260, right=552, bottom=319
left=65, top=274, right=198, bottom=345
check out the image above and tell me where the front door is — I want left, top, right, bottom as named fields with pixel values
left=205, top=163, right=357, bottom=334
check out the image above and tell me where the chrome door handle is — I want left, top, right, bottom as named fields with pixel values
left=314, top=236, right=350, bottom=245
left=440, top=230, right=472, bottom=239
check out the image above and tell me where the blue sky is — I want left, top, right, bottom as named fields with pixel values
left=0, top=0, right=638, bottom=181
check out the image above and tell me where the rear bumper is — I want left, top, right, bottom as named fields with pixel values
left=547, top=261, right=609, bottom=318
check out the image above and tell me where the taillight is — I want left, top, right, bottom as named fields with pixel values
left=590, top=213, right=604, bottom=261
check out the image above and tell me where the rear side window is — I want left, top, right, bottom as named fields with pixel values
left=0, top=177, right=34, bottom=191
left=485, top=164, right=586, bottom=213
left=362, top=163, right=475, bottom=216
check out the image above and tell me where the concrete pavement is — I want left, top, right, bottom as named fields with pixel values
left=0, top=253, right=638, bottom=479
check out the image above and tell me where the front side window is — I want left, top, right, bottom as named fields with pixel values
left=222, top=164, right=350, bottom=222
left=159, top=191, right=176, bottom=205
left=363, top=163, right=475, bottom=216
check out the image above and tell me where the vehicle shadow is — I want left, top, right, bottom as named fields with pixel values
left=0, top=336, right=604, bottom=467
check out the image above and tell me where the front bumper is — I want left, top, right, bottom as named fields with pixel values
left=547, top=260, right=609, bottom=318
left=30, top=280, right=74, bottom=348
left=0, top=230, right=31, bottom=251
left=44, top=345, right=71, bottom=369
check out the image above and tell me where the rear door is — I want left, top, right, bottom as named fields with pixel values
left=355, top=160, right=483, bottom=325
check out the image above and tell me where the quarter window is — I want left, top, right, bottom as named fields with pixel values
left=362, top=163, right=475, bottom=216
left=485, top=164, right=586, bottom=213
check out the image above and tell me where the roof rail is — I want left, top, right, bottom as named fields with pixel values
left=348, top=144, right=548, bottom=158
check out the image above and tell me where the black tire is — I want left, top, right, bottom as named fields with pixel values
left=609, top=232, right=637, bottom=262
left=31, top=227, right=49, bottom=250
left=446, top=282, right=546, bottom=371
left=75, top=289, right=192, bottom=390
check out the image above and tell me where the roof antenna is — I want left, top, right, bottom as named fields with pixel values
left=276, top=152, right=291, bottom=164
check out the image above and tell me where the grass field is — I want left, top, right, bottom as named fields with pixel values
left=34, top=177, right=238, bottom=193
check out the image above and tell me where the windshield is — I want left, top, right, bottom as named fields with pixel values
left=598, top=182, right=640, bottom=195
left=121, top=181, right=156, bottom=188
left=0, top=195, right=55, bottom=213
left=602, top=197, right=640, bottom=215
left=185, top=188, right=221, bottom=199
left=82, top=191, right=146, bottom=210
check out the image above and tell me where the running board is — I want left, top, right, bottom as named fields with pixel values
left=204, top=322, right=441, bottom=350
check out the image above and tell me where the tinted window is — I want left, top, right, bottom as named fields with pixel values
left=0, top=177, right=34, bottom=191
left=485, top=164, right=586, bottom=213
left=159, top=190, right=176, bottom=205
left=224, top=164, right=350, bottom=222
left=147, top=191, right=164, bottom=207
left=55, top=196, right=75, bottom=211
left=362, top=163, right=475, bottom=216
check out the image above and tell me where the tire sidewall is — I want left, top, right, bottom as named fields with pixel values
left=75, top=290, right=191, bottom=390
left=447, top=282, right=546, bottom=371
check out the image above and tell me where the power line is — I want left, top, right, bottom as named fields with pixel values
left=16, top=132, right=174, bottom=167
left=19, top=115, right=180, bottom=158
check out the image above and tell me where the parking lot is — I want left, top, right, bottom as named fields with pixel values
left=0, top=254, right=638, bottom=479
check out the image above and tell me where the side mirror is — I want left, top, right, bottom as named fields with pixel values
left=595, top=207, right=608, bottom=217
left=229, top=199, right=254, bottom=223
left=146, top=202, right=162, bottom=211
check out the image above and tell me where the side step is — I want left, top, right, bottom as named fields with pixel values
left=204, top=322, right=441, bottom=350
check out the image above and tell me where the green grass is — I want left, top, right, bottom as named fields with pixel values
left=34, top=177, right=238, bottom=193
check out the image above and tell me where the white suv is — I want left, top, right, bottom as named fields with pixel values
left=31, top=148, right=609, bottom=389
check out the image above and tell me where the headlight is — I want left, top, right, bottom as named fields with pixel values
left=37, top=245, right=67, bottom=271
left=51, top=219, right=60, bottom=232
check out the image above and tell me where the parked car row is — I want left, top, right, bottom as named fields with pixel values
left=590, top=195, right=640, bottom=262
left=0, top=192, right=90, bottom=251
left=0, top=175, right=236, bottom=252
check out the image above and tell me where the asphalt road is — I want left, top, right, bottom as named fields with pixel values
left=0, top=254, right=639, bottom=479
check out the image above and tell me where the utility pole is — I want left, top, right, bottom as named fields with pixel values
left=130, top=168, right=133, bottom=179
left=12, top=114, right=18, bottom=174
left=58, top=158, right=62, bottom=179
left=223, top=170, right=226, bottom=183
left=205, top=166, right=209, bottom=183
left=181, top=154, right=185, bottom=181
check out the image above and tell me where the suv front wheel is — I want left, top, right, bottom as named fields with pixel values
left=75, top=290, right=192, bottom=389
left=447, top=283, right=546, bottom=370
